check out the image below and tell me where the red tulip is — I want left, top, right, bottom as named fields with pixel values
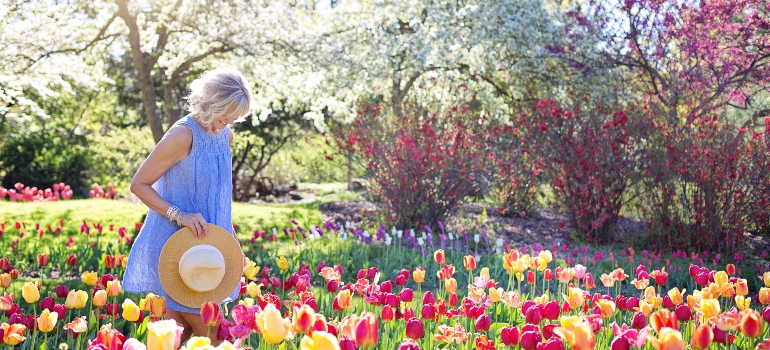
left=712, top=326, right=732, bottom=345
left=611, top=336, right=630, bottom=350
left=354, top=312, right=378, bottom=348
left=400, top=288, right=414, bottom=302
left=631, top=312, right=646, bottom=330
left=674, top=304, right=692, bottom=322
left=339, top=336, right=356, bottom=350
left=543, top=337, right=565, bottom=350
left=500, top=326, right=519, bottom=346
left=520, top=330, right=541, bottom=350
left=421, top=304, right=436, bottom=321
left=367, top=266, right=378, bottom=280
left=475, top=314, right=491, bottom=332
left=326, top=280, right=339, bottom=293
left=726, top=264, right=737, bottom=276
left=395, top=269, right=409, bottom=286
left=55, top=285, right=68, bottom=299
left=448, top=292, right=458, bottom=307
left=544, top=268, right=553, bottom=281
left=37, top=254, right=49, bottom=267
left=200, top=302, right=220, bottom=327
left=434, top=249, right=446, bottom=264
left=380, top=281, right=392, bottom=293
left=525, top=305, right=543, bottom=324
left=405, top=317, right=424, bottom=339
left=403, top=306, right=414, bottom=321
left=542, top=323, right=556, bottom=340
left=740, top=310, right=762, bottom=338
left=381, top=305, right=394, bottom=322
left=422, top=291, right=436, bottom=305
left=527, top=271, right=535, bottom=284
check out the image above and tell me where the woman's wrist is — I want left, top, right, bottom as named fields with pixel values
left=166, top=205, right=185, bottom=226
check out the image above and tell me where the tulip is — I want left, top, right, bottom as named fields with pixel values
left=488, top=287, right=503, bottom=303
left=520, top=330, right=541, bottom=350
left=81, top=271, right=98, bottom=286
left=631, top=312, right=646, bottom=330
left=434, top=249, right=446, bottom=264
left=697, top=298, right=720, bottom=322
left=674, top=304, right=692, bottom=322
left=405, top=317, right=424, bottom=339
left=725, top=264, right=736, bottom=276
left=122, top=299, right=141, bottom=322
left=22, top=282, right=39, bottom=303
left=611, top=337, right=630, bottom=350
left=563, top=287, right=585, bottom=310
left=338, top=337, right=356, bottom=350
left=524, top=305, right=542, bottom=324
left=55, top=284, right=68, bottom=299
left=37, top=253, right=49, bottom=267
left=36, top=308, right=58, bottom=332
left=649, top=309, right=678, bottom=333
left=526, top=270, right=535, bottom=284
left=93, top=290, right=107, bottom=307
left=147, top=319, right=184, bottom=350
left=9, top=269, right=18, bottom=279
left=1, top=323, right=26, bottom=345
left=397, top=339, right=420, bottom=350
left=735, top=295, right=751, bottom=311
left=200, top=302, right=220, bottom=327
left=335, top=290, right=352, bottom=310
left=40, top=296, right=55, bottom=311
left=400, top=288, right=414, bottom=302
left=256, top=304, right=291, bottom=344
left=139, top=293, right=166, bottom=318
left=422, top=291, right=436, bottom=305
left=246, top=281, right=261, bottom=298
left=475, top=314, right=491, bottom=332
left=649, top=328, right=684, bottom=350
left=243, top=258, right=260, bottom=281
left=759, top=288, right=770, bottom=305
left=740, top=309, right=762, bottom=338
left=735, top=278, right=748, bottom=296
left=276, top=256, right=289, bottom=271
left=690, top=325, right=713, bottom=349
left=421, top=303, right=436, bottom=320
left=413, top=267, right=425, bottom=284
left=381, top=305, right=394, bottom=322
left=294, top=304, right=315, bottom=334
left=354, top=312, right=378, bottom=348
left=106, top=280, right=121, bottom=297
left=63, top=316, right=88, bottom=334
left=66, top=254, right=77, bottom=267
left=500, top=326, right=519, bottom=346
left=300, top=331, right=340, bottom=350
left=445, top=278, right=457, bottom=293
left=326, top=280, right=339, bottom=293
left=597, top=299, right=616, bottom=319
left=463, top=255, right=476, bottom=271
left=0, top=274, right=10, bottom=288
left=395, top=269, right=409, bottom=286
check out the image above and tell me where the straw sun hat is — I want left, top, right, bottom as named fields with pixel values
left=159, top=224, right=244, bottom=308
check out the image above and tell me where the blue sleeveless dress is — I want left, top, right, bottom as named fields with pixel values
left=123, top=116, right=239, bottom=313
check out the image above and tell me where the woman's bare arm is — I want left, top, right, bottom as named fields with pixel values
left=130, top=125, right=209, bottom=237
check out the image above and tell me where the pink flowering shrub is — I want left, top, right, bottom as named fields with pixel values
left=0, top=182, right=73, bottom=202
left=89, top=183, right=118, bottom=199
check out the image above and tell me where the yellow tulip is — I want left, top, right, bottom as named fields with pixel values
left=247, top=282, right=261, bottom=298
left=650, top=328, right=685, bottom=350
left=413, top=267, right=426, bottom=283
left=276, top=256, right=289, bottom=271
left=300, top=331, right=340, bottom=350
left=488, top=287, right=503, bottom=303
left=122, top=299, right=141, bottom=322
left=81, top=271, right=99, bottom=286
left=106, top=280, right=121, bottom=297
left=562, top=287, right=585, bottom=310
left=736, top=279, right=749, bottom=296
left=147, top=319, right=184, bottom=350
left=714, top=271, right=728, bottom=287
left=36, top=309, right=58, bottom=333
left=735, top=296, right=751, bottom=311
left=22, top=282, right=39, bottom=304
left=597, top=299, right=616, bottom=319
left=762, top=272, right=770, bottom=288
left=759, top=288, right=770, bottom=305
left=445, top=278, right=457, bottom=293
left=534, top=293, right=550, bottom=305
left=65, top=290, right=79, bottom=309
left=243, top=258, right=260, bottom=280
left=240, top=298, right=255, bottom=307
left=1, top=322, right=26, bottom=345
left=93, top=290, right=108, bottom=307
left=553, top=316, right=595, bottom=350
left=256, top=304, right=291, bottom=344
left=183, top=336, right=211, bottom=349
left=697, top=298, right=721, bottom=322
left=479, top=267, right=490, bottom=280
left=538, top=250, right=553, bottom=264
left=667, top=288, right=685, bottom=306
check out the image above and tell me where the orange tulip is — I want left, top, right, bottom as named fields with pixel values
left=690, top=325, right=713, bottom=350
left=354, top=312, right=378, bottom=348
left=600, top=274, right=616, bottom=288
left=631, top=278, right=649, bottom=290
left=463, top=255, right=476, bottom=271
left=667, top=288, right=684, bottom=305
left=735, top=279, right=749, bottom=296
left=725, top=264, right=736, bottom=276
left=502, top=250, right=518, bottom=274
left=37, top=253, right=49, bottom=267
left=0, top=273, right=10, bottom=288
left=1, top=322, right=26, bottom=345
left=553, top=316, right=595, bottom=350
left=200, top=302, right=220, bottom=327
left=759, top=287, right=770, bottom=305
left=445, top=278, right=457, bottom=293
left=562, top=287, right=585, bottom=310
left=650, top=328, right=685, bottom=350
left=413, top=267, right=425, bottom=284
left=740, top=309, right=762, bottom=338
left=106, top=280, right=121, bottom=297
left=93, top=290, right=107, bottom=307
left=714, top=307, right=740, bottom=332
left=650, top=309, right=678, bottom=333
left=336, top=290, right=352, bottom=310
left=434, top=250, right=446, bottom=264
left=597, top=299, right=616, bottom=319
left=140, top=293, right=167, bottom=318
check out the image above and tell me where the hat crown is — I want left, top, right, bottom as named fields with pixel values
left=178, top=245, right=226, bottom=292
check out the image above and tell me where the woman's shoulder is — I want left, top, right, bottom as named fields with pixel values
left=158, top=124, right=193, bottom=152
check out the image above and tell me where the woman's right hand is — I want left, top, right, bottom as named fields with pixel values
left=180, top=212, right=208, bottom=238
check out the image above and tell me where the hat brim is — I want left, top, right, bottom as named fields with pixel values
left=159, top=224, right=243, bottom=308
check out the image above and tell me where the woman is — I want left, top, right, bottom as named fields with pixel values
left=123, top=68, right=252, bottom=343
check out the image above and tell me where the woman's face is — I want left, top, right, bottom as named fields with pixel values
left=210, top=115, right=238, bottom=134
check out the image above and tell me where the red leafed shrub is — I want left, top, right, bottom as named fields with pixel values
left=347, top=101, right=494, bottom=228
left=523, top=98, right=649, bottom=244
left=642, top=114, right=770, bottom=254
left=490, top=125, right=541, bottom=218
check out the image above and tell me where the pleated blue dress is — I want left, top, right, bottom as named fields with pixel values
left=123, top=115, right=239, bottom=313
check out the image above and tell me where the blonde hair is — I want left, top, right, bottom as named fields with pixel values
left=186, top=68, right=253, bottom=127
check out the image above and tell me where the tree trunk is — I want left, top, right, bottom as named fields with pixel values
left=347, top=150, right=353, bottom=191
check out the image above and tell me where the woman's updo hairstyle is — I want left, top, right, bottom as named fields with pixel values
left=185, top=68, right=253, bottom=127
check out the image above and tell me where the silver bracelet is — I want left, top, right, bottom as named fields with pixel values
left=166, top=205, right=180, bottom=223
left=176, top=211, right=185, bottom=226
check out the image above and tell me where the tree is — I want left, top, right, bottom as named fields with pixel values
left=4, top=0, right=309, bottom=143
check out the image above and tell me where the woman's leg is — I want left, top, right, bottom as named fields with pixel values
left=179, top=311, right=222, bottom=346
left=165, top=309, right=194, bottom=343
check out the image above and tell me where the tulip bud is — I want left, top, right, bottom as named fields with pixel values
left=403, top=306, right=415, bottom=321
left=674, top=304, right=692, bottom=322
left=93, top=290, right=107, bottom=307
left=326, top=280, right=339, bottom=293
left=40, top=296, right=55, bottom=311
left=434, top=250, right=446, bottom=264
left=463, top=255, right=476, bottom=271
left=543, top=301, right=560, bottom=320
left=740, top=310, right=762, bottom=338
left=379, top=280, right=392, bottom=293
left=395, top=270, right=409, bottom=286
left=725, top=264, right=736, bottom=276
left=611, top=336, right=630, bottom=350
left=448, top=292, right=458, bottom=307
left=545, top=268, right=553, bottom=281
left=55, top=285, right=68, bottom=299
left=527, top=270, right=535, bottom=284
left=367, top=266, right=378, bottom=280
left=525, top=305, right=543, bottom=324
left=37, top=254, right=49, bottom=267
left=690, top=325, right=713, bottom=349
left=66, top=254, right=77, bottom=267
left=421, top=304, right=436, bottom=321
